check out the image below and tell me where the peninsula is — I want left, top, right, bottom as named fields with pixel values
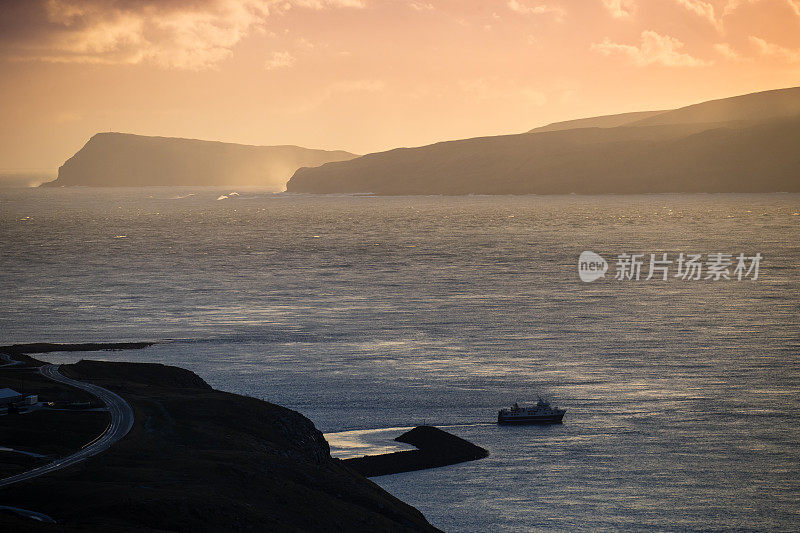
left=41, top=133, right=357, bottom=188
left=0, top=344, right=440, bottom=531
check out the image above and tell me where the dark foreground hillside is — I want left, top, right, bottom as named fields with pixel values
left=0, top=359, right=439, bottom=532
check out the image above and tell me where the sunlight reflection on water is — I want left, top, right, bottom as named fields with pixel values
left=2, top=189, right=799, bottom=531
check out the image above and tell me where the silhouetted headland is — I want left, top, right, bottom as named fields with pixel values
left=41, top=133, right=357, bottom=188
left=343, top=425, right=489, bottom=477
left=0, top=348, right=440, bottom=532
left=3, top=342, right=154, bottom=355
left=286, top=86, right=800, bottom=195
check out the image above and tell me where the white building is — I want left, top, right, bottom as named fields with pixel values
left=0, top=388, right=23, bottom=406
left=0, top=388, right=38, bottom=414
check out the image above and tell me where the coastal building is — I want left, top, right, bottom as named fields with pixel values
left=0, top=388, right=23, bottom=406
left=0, top=388, right=38, bottom=415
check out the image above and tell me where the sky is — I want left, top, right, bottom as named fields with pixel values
left=0, top=0, right=799, bottom=171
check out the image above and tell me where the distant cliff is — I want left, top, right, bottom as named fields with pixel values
left=286, top=86, right=800, bottom=195
left=42, top=133, right=356, bottom=188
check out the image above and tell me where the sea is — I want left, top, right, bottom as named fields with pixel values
left=1, top=187, right=798, bottom=531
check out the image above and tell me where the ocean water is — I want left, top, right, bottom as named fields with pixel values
left=1, top=187, right=799, bottom=531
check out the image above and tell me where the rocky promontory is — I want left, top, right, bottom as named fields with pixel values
left=42, top=133, right=356, bottom=188
left=344, top=426, right=489, bottom=477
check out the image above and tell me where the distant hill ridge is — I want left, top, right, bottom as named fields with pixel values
left=529, top=110, right=667, bottom=133
left=42, top=132, right=357, bottom=188
left=531, top=86, right=800, bottom=133
left=286, top=86, right=800, bottom=195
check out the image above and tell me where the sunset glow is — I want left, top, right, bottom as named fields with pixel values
left=1, top=0, right=798, bottom=169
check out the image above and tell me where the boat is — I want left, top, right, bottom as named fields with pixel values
left=497, top=398, right=565, bottom=425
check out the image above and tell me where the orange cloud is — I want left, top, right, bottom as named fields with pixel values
left=292, top=0, right=366, bottom=8
left=265, top=51, right=297, bottom=69
left=408, top=1, right=435, bottom=11
left=507, top=0, right=567, bottom=20
left=0, top=0, right=363, bottom=70
left=714, top=42, right=747, bottom=60
left=592, top=30, right=711, bottom=67
left=1, top=0, right=798, bottom=171
left=675, top=0, right=721, bottom=30
left=750, top=36, right=800, bottom=61
left=601, top=0, right=635, bottom=18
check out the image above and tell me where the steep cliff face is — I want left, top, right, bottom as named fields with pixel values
left=42, top=132, right=356, bottom=188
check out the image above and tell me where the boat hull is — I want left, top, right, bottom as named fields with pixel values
left=497, top=413, right=564, bottom=425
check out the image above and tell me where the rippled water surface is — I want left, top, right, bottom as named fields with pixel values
left=1, top=188, right=799, bottom=531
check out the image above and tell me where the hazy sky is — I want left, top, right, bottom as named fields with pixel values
left=1, top=0, right=799, bottom=170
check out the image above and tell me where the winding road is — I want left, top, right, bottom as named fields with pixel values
left=0, top=364, right=134, bottom=489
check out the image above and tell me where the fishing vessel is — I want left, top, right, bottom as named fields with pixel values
left=497, top=398, right=565, bottom=425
